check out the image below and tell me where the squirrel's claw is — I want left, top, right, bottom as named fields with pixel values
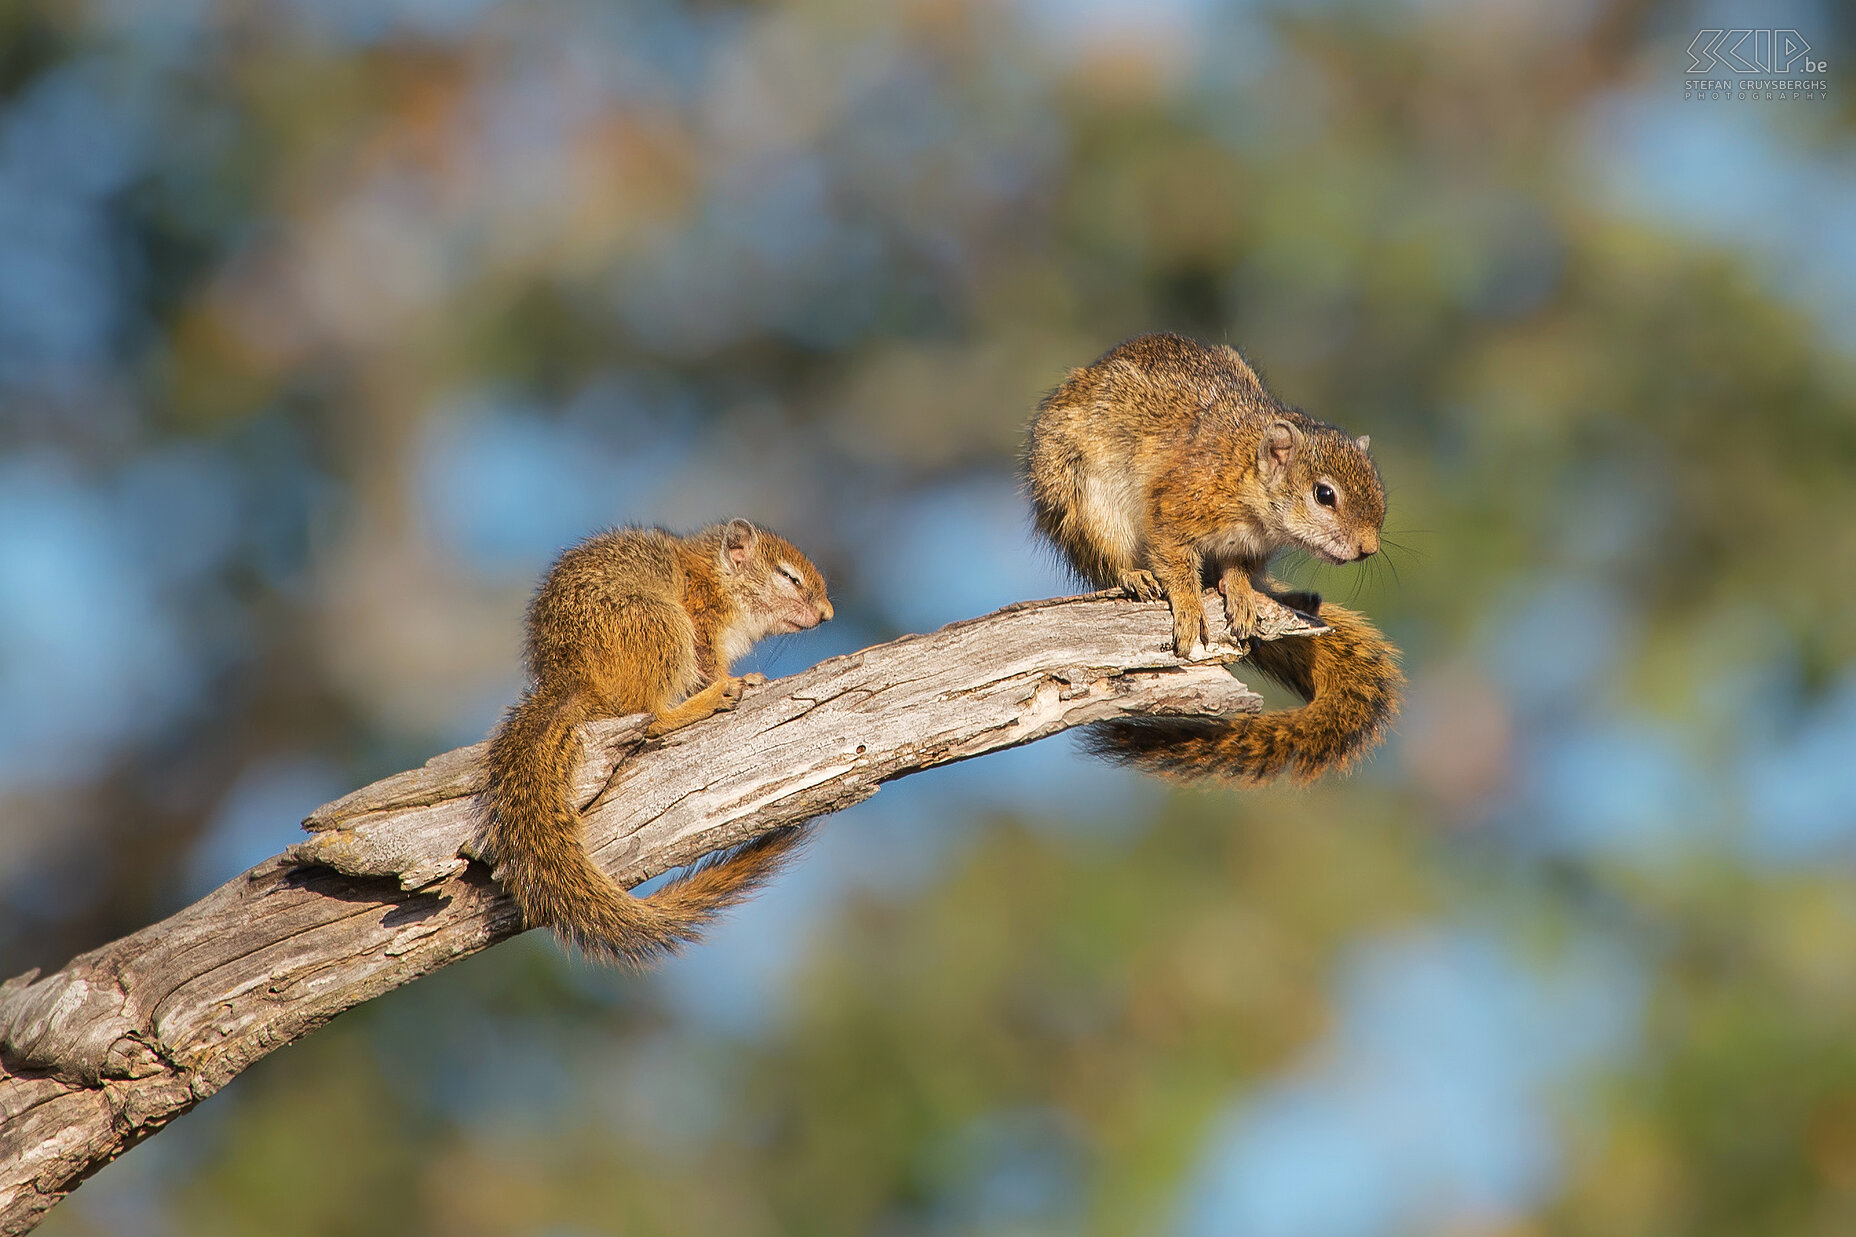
left=1222, top=584, right=1260, bottom=644
left=715, top=672, right=767, bottom=712
left=1119, top=569, right=1165, bottom=603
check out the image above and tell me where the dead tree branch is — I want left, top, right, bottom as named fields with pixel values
left=0, top=591, right=1267, bottom=1233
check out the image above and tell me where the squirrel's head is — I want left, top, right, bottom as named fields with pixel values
left=718, top=518, right=834, bottom=634
left=1257, top=421, right=1384, bottom=564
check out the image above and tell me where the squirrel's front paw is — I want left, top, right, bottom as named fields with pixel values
left=716, top=672, right=767, bottom=711
left=1119, top=569, right=1165, bottom=602
left=1221, top=586, right=1260, bottom=644
left=1172, top=610, right=1209, bottom=659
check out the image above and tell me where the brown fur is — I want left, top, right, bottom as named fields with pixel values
left=1085, top=604, right=1402, bottom=784
left=1025, top=333, right=1402, bottom=783
left=483, top=521, right=833, bottom=968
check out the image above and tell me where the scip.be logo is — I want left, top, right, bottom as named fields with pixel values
left=1686, top=30, right=1826, bottom=75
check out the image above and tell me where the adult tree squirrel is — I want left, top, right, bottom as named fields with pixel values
left=1025, top=332, right=1402, bottom=784
left=483, top=520, right=833, bottom=967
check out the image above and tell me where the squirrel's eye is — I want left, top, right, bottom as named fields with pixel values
left=780, top=567, right=803, bottom=587
left=1314, top=483, right=1337, bottom=508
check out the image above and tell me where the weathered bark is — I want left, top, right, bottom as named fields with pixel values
left=0, top=590, right=1284, bottom=1232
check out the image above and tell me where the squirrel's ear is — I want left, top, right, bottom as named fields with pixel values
left=1355, top=434, right=1371, bottom=453
left=722, top=519, right=757, bottom=570
left=1258, top=420, right=1300, bottom=480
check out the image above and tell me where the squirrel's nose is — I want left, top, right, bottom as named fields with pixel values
left=818, top=599, right=835, bottom=623
left=1357, top=531, right=1380, bottom=558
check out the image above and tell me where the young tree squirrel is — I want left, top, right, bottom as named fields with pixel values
left=483, top=520, right=833, bottom=967
left=1024, top=332, right=1402, bottom=783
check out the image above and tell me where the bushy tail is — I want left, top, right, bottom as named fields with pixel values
left=1088, top=603, right=1402, bottom=785
left=483, top=686, right=804, bottom=968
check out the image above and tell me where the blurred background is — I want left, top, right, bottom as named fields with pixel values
left=3, top=0, right=1853, bottom=1233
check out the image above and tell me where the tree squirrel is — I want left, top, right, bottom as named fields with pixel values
left=1025, top=332, right=1402, bottom=783
left=483, top=520, right=833, bottom=967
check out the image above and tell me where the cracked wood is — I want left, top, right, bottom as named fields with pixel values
left=0, top=590, right=1268, bottom=1234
